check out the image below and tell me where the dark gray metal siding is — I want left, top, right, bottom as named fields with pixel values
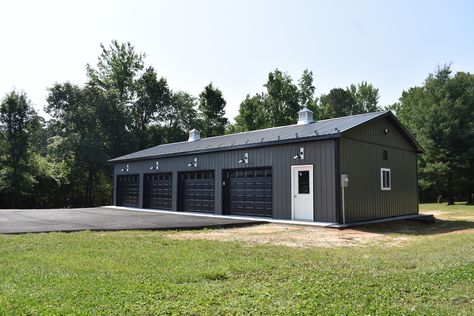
left=339, top=117, right=419, bottom=223
left=114, top=139, right=338, bottom=222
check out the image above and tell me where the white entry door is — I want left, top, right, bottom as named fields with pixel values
left=291, top=165, right=314, bottom=221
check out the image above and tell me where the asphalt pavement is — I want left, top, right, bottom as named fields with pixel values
left=0, top=207, right=261, bottom=234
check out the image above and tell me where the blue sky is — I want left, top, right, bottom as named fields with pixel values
left=1, top=0, right=473, bottom=120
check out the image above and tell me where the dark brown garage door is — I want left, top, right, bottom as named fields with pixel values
left=179, top=171, right=215, bottom=213
left=116, top=174, right=139, bottom=207
left=144, top=173, right=172, bottom=210
left=223, top=168, right=272, bottom=217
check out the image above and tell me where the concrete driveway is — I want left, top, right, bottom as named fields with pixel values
left=0, top=207, right=261, bottom=234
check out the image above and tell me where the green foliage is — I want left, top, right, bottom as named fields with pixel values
left=319, top=82, right=380, bottom=119
left=163, top=91, right=200, bottom=142
left=132, top=66, right=172, bottom=148
left=264, top=69, right=300, bottom=127
left=0, top=41, right=231, bottom=208
left=0, top=91, right=36, bottom=207
left=348, top=81, right=381, bottom=113
left=86, top=40, right=145, bottom=104
left=298, top=69, right=318, bottom=111
left=46, top=83, right=110, bottom=206
left=198, top=83, right=228, bottom=137
left=233, top=94, right=266, bottom=132
left=319, top=88, right=356, bottom=118
left=232, top=69, right=380, bottom=132
left=394, top=66, right=474, bottom=203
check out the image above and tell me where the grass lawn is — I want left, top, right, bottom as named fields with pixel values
left=0, top=204, right=473, bottom=315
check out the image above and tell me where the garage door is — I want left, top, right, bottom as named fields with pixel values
left=179, top=171, right=215, bottom=213
left=116, top=174, right=139, bottom=207
left=223, top=168, right=272, bottom=217
left=144, top=173, right=172, bottom=210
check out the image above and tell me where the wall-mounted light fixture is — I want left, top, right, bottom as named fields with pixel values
left=149, top=161, right=159, bottom=170
left=293, top=147, right=305, bottom=160
left=121, top=164, right=129, bottom=172
left=187, top=157, right=197, bottom=167
left=238, top=152, right=249, bottom=164
left=384, top=128, right=389, bottom=135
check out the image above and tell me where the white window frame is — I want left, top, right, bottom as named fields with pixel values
left=381, top=168, right=391, bottom=190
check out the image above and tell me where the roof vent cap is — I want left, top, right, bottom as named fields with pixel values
left=297, top=107, right=314, bottom=125
left=188, top=128, right=201, bottom=142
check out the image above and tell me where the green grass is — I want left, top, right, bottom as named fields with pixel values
left=0, top=205, right=473, bottom=315
left=420, top=202, right=474, bottom=218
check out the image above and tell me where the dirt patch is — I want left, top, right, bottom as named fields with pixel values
left=166, top=223, right=410, bottom=248
left=166, top=209, right=474, bottom=248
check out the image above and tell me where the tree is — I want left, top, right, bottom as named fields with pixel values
left=0, top=91, right=35, bottom=207
left=232, top=69, right=320, bottom=132
left=46, top=83, right=110, bottom=207
left=132, top=66, right=172, bottom=148
left=233, top=94, right=266, bottom=132
left=264, top=69, right=300, bottom=127
left=348, top=81, right=381, bottom=113
left=160, top=91, right=200, bottom=143
left=319, top=88, right=356, bottom=118
left=86, top=40, right=146, bottom=156
left=298, top=69, right=317, bottom=110
left=394, top=65, right=474, bottom=204
left=198, top=83, right=228, bottom=137
left=86, top=40, right=145, bottom=104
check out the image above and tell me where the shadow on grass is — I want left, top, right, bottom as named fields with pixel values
left=355, top=218, right=474, bottom=236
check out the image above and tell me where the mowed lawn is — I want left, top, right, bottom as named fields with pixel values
left=0, top=204, right=473, bottom=315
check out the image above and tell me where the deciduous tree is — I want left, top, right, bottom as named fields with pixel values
left=0, top=91, right=36, bottom=207
left=198, top=83, right=228, bottom=137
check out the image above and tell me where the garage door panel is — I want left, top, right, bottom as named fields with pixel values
left=144, top=173, right=172, bottom=210
left=180, top=171, right=215, bottom=213
left=116, top=175, right=139, bottom=207
left=224, top=168, right=272, bottom=217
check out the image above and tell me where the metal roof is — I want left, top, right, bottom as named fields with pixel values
left=110, top=110, right=421, bottom=162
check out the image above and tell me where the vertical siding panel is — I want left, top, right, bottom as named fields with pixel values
left=329, top=142, right=335, bottom=222
left=322, top=142, right=328, bottom=222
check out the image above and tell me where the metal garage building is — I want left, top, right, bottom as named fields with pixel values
left=110, top=109, right=422, bottom=224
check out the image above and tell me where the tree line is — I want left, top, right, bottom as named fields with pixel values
left=0, top=41, right=472, bottom=208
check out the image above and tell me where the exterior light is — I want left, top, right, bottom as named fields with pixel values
left=121, top=164, right=129, bottom=172
left=384, top=128, right=389, bottom=135
left=150, top=161, right=159, bottom=170
left=293, top=148, right=304, bottom=160
left=238, top=153, right=248, bottom=164
left=188, top=158, right=197, bottom=167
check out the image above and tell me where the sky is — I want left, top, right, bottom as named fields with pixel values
left=1, top=0, right=473, bottom=121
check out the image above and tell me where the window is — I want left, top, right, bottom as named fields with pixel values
left=298, top=171, right=310, bottom=194
left=381, top=168, right=391, bottom=190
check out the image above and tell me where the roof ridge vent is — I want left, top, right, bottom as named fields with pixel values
left=188, top=128, right=201, bottom=142
left=297, top=107, right=314, bottom=125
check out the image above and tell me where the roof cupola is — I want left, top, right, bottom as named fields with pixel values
left=188, top=128, right=201, bottom=142
left=297, top=107, right=314, bottom=125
